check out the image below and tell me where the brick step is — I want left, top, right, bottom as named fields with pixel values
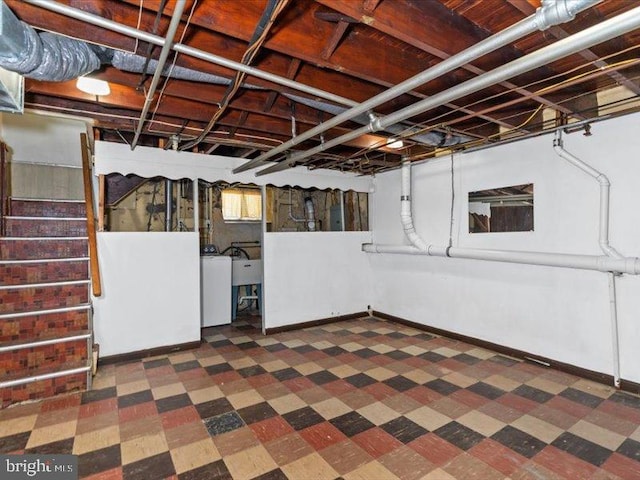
left=0, top=238, right=88, bottom=260
left=4, top=217, right=87, bottom=237
left=0, top=258, right=89, bottom=286
left=1, top=365, right=88, bottom=408
left=0, top=281, right=90, bottom=314
left=0, top=308, right=90, bottom=343
left=0, top=337, right=89, bottom=381
left=9, top=198, right=86, bottom=218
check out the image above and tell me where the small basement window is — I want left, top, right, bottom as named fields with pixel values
left=221, top=188, right=262, bottom=221
left=468, top=183, right=533, bottom=233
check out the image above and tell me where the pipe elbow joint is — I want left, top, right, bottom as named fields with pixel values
left=596, top=173, right=611, bottom=187
left=536, top=0, right=575, bottom=30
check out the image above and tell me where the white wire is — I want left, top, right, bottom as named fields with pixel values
left=149, top=0, right=199, bottom=124
left=134, top=0, right=144, bottom=55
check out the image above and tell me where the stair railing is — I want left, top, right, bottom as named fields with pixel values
left=0, top=142, right=7, bottom=236
left=80, top=133, right=102, bottom=297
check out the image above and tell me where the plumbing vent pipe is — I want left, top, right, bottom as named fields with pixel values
left=304, top=197, right=316, bottom=232
left=0, top=0, right=100, bottom=81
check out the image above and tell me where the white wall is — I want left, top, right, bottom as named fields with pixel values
left=1, top=112, right=90, bottom=199
left=93, top=232, right=201, bottom=357
left=2, top=111, right=89, bottom=166
left=370, top=112, right=640, bottom=383
left=263, top=232, right=373, bottom=329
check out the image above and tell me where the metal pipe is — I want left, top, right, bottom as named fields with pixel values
left=0, top=366, right=91, bottom=389
left=233, top=0, right=600, bottom=174
left=0, top=304, right=90, bottom=320
left=24, top=0, right=358, bottom=109
left=0, top=333, right=92, bottom=353
left=362, top=243, right=640, bottom=275
left=608, top=272, right=621, bottom=387
left=165, top=179, right=173, bottom=231
left=257, top=5, right=640, bottom=176
left=131, top=0, right=186, bottom=150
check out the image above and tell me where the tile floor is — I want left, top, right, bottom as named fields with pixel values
left=1, top=316, right=640, bottom=479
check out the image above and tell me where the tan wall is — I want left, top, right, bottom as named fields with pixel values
left=10, top=163, right=84, bottom=200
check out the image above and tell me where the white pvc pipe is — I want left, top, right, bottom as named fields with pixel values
left=400, top=161, right=427, bottom=251
left=553, top=131, right=622, bottom=259
left=363, top=243, right=640, bottom=275
left=553, top=130, right=623, bottom=387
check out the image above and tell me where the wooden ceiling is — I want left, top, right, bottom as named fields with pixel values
left=7, top=0, right=640, bottom=174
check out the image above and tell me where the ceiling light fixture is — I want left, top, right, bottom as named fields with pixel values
left=76, top=76, right=110, bottom=96
left=386, top=138, right=404, bottom=149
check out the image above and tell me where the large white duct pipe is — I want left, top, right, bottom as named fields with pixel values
left=553, top=130, right=623, bottom=387
left=400, top=161, right=427, bottom=251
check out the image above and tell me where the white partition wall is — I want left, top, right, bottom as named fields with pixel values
left=369, top=112, right=640, bottom=383
left=93, top=232, right=201, bottom=357
left=263, top=232, right=373, bottom=329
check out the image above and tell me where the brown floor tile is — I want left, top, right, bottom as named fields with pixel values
left=468, top=438, right=528, bottom=476
left=299, top=421, right=347, bottom=450
left=213, top=425, right=259, bottom=457
left=164, top=421, right=210, bottom=450
left=250, top=416, right=294, bottom=443
left=379, top=445, right=435, bottom=480
left=443, top=453, right=504, bottom=480
left=264, top=432, right=314, bottom=466
left=352, top=427, right=403, bottom=458
left=534, top=445, right=598, bottom=479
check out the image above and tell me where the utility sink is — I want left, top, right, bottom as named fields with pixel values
left=232, top=259, right=262, bottom=286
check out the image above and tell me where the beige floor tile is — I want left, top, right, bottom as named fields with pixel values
left=443, top=372, right=476, bottom=388
left=357, top=403, right=401, bottom=426
left=456, top=411, right=505, bottom=437
left=228, top=357, right=257, bottom=369
left=26, top=420, right=77, bottom=448
left=466, top=348, right=495, bottom=360
left=511, top=414, right=564, bottom=443
left=282, top=452, right=339, bottom=480
left=569, top=420, right=627, bottom=451
left=1, top=414, right=38, bottom=436
left=295, top=362, right=323, bottom=375
left=483, top=374, right=521, bottom=392
left=73, top=425, right=119, bottom=455
left=341, top=342, right=365, bottom=352
left=370, top=344, right=396, bottom=354
left=405, top=406, right=451, bottom=431
left=260, top=359, right=289, bottom=372
left=312, top=398, right=352, bottom=420
left=343, top=461, right=398, bottom=480
left=269, top=393, right=307, bottom=414
left=254, top=337, right=279, bottom=346
left=198, top=355, right=226, bottom=367
left=224, top=444, right=278, bottom=479
left=170, top=438, right=221, bottom=474
left=188, top=385, right=224, bottom=405
left=92, top=373, right=116, bottom=390
left=311, top=341, right=335, bottom=350
left=328, top=365, right=360, bottom=379
left=420, top=468, right=457, bottom=480
left=372, top=327, right=394, bottom=335
left=403, top=369, right=436, bottom=385
left=228, top=389, right=265, bottom=410
left=116, top=379, right=150, bottom=396
left=432, top=347, right=459, bottom=358
left=169, top=352, right=196, bottom=364
left=366, top=367, right=397, bottom=382
left=631, top=425, right=640, bottom=443
left=282, top=339, right=306, bottom=349
left=120, top=432, right=169, bottom=465
left=400, top=345, right=428, bottom=356
left=571, top=379, right=615, bottom=399
left=525, top=377, right=566, bottom=395
left=152, top=382, right=187, bottom=400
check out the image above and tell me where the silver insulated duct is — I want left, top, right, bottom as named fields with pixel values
left=0, top=0, right=100, bottom=81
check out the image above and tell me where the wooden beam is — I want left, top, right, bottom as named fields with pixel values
left=98, top=175, right=105, bottom=232
left=229, top=111, right=249, bottom=138
left=362, top=0, right=383, bottom=14
left=321, top=20, right=350, bottom=60
left=263, top=58, right=302, bottom=112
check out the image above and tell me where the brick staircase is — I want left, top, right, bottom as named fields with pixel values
left=0, top=198, right=93, bottom=407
